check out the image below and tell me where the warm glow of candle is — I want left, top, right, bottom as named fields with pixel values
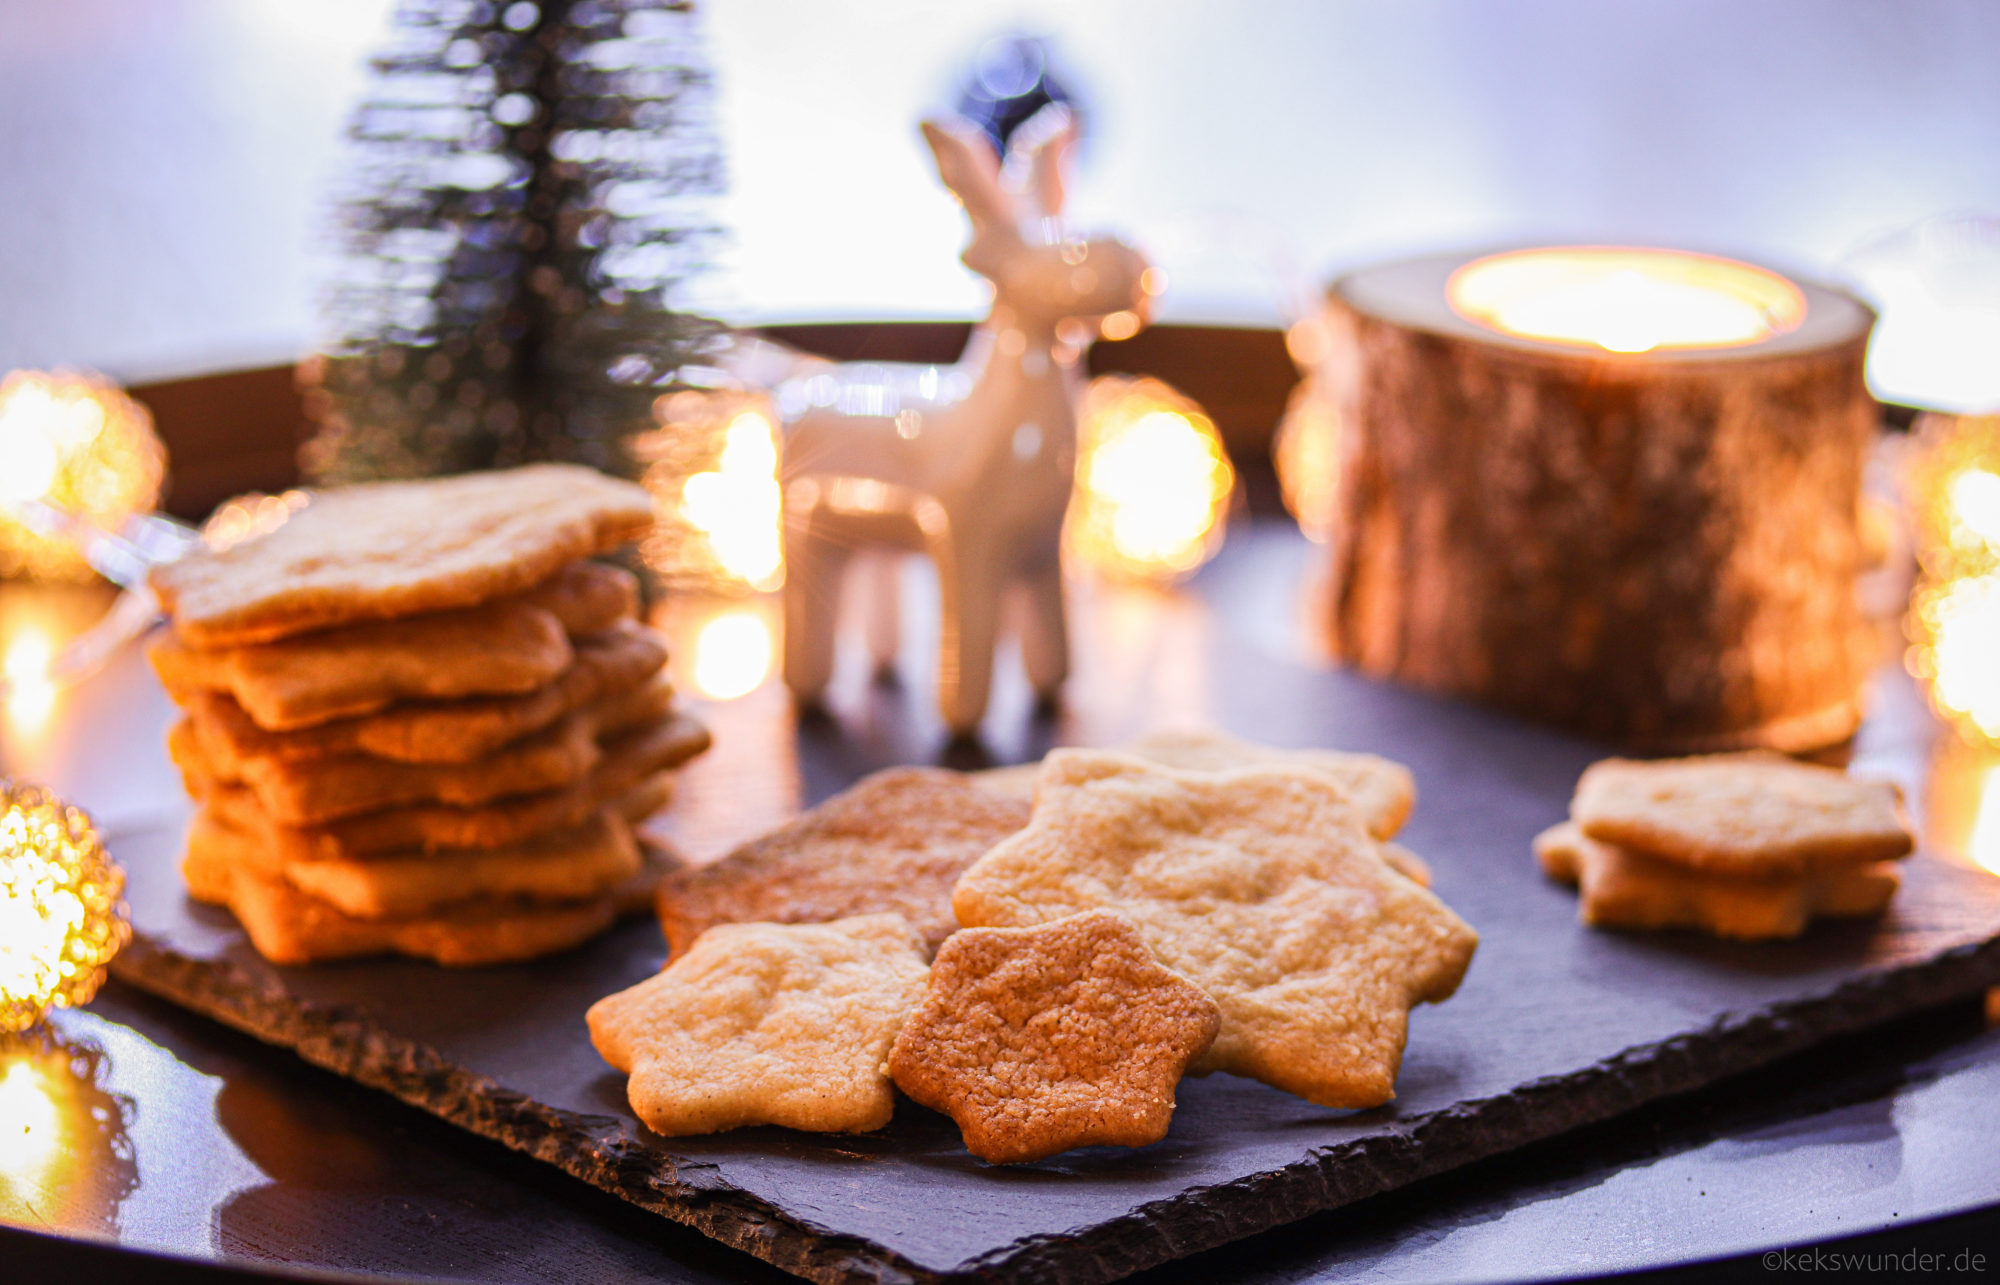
left=1448, top=247, right=1806, bottom=354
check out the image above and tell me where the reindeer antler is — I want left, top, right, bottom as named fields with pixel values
left=920, top=118, right=1014, bottom=232
left=1000, top=102, right=1076, bottom=223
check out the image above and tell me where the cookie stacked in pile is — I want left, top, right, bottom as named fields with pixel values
left=149, top=464, right=710, bottom=966
left=1536, top=751, right=1915, bottom=939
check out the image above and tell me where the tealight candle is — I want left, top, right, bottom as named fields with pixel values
left=1446, top=246, right=1806, bottom=354
left=1316, top=246, right=1875, bottom=751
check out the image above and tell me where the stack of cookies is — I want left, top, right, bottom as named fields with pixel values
left=149, top=464, right=710, bottom=966
left=1536, top=751, right=1915, bottom=940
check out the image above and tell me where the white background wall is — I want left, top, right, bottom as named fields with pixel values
left=2, top=0, right=1997, bottom=378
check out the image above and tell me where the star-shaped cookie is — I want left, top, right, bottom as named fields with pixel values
left=654, top=768, right=1030, bottom=957
left=587, top=913, right=929, bottom=1136
left=952, top=750, right=1478, bottom=1109
left=888, top=909, right=1220, bottom=1164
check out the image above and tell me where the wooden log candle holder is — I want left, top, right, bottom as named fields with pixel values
left=1319, top=247, right=1878, bottom=751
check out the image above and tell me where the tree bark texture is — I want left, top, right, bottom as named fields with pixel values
left=1322, top=263, right=1878, bottom=751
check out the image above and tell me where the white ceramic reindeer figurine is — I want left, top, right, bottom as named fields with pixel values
left=779, top=107, right=1152, bottom=736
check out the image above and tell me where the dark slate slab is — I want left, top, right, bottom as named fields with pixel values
left=106, top=663, right=2000, bottom=1285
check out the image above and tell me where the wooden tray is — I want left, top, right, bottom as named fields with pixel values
left=107, top=664, right=2000, bottom=1285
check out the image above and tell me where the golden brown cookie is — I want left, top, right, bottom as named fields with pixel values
left=1121, top=726, right=1417, bottom=840
left=587, top=914, right=930, bottom=1137
left=184, top=622, right=667, bottom=766
left=887, top=909, right=1220, bottom=1164
left=182, top=811, right=668, bottom=966
left=152, top=464, right=654, bottom=648
left=180, top=675, right=674, bottom=826
left=198, top=714, right=706, bottom=860
left=1379, top=842, right=1433, bottom=889
left=191, top=803, right=642, bottom=919
left=952, top=750, right=1479, bottom=1109
left=971, top=727, right=1416, bottom=841
left=1535, top=821, right=1901, bottom=940
left=150, top=561, right=637, bottom=731
left=1571, top=752, right=1914, bottom=877
left=655, top=768, right=1031, bottom=957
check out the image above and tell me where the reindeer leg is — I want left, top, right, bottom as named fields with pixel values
left=1016, top=551, right=1070, bottom=708
left=858, top=550, right=902, bottom=684
left=933, top=531, right=1003, bottom=738
left=782, top=513, right=848, bottom=710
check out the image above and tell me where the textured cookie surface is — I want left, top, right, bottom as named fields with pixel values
left=972, top=727, right=1416, bottom=841
left=193, top=803, right=642, bottom=919
left=181, top=811, right=665, bottom=966
left=952, top=750, right=1479, bottom=1109
left=151, top=560, right=637, bottom=731
left=888, top=909, right=1220, bottom=1164
left=152, top=464, right=654, bottom=648
left=1573, top=752, right=1914, bottom=876
left=656, top=768, right=1031, bottom=957
left=1121, top=726, right=1417, bottom=840
left=587, top=914, right=930, bottom=1137
left=197, top=714, right=706, bottom=860
left=180, top=676, right=672, bottom=826
left=185, top=622, right=667, bottom=766
left=1535, top=821, right=1901, bottom=940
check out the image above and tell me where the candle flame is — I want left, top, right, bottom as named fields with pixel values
left=1448, top=248, right=1806, bottom=354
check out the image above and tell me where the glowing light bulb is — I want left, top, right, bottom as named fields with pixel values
left=689, top=609, right=775, bottom=701
left=1067, top=376, right=1234, bottom=583
left=4, top=631, right=56, bottom=733
left=0, top=371, right=166, bottom=582
left=639, top=393, right=785, bottom=593
left=1948, top=469, right=2000, bottom=553
left=0, top=784, right=127, bottom=1034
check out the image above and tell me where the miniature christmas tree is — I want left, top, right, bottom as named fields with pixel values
left=303, top=0, right=723, bottom=484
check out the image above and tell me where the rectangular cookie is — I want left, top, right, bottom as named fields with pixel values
left=184, top=622, right=667, bottom=766
left=151, top=560, right=639, bottom=731
left=151, top=464, right=654, bottom=648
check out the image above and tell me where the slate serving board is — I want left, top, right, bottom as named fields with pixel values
left=106, top=662, right=2000, bottom=1285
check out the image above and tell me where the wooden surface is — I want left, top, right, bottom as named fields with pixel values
left=1322, top=253, right=1880, bottom=753
left=3, top=524, right=2000, bottom=1282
